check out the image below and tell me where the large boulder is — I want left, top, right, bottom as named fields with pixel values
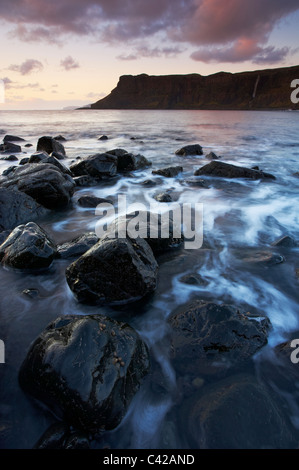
left=70, top=153, right=118, bottom=179
left=0, top=142, right=22, bottom=154
left=152, top=166, right=183, bottom=177
left=175, top=144, right=203, bottom=156
left=194, top=161, right=275, bottom=180
left=115, top=152, right=152, bottom=172
left=0, top=222, right=57, bottom=269
left=37, top=136, right=66, bottom=156
left=19, top=314, right=150, bottom=432
left=29, top=153, right=72, bottom=175
left=180, top=374, right=296, bottom=449
left=65, top=235, right=158, bottom=305
left=57, top=232, right=99, bottom=259
left=0, top=187, right=49, bottom=232
left=169, top=300, right=270, bottom=376
left=3, top=135, right=25, bottom=142
left=0, top=163, right=75, bottom=209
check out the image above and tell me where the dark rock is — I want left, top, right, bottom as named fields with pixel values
left=140, top=179, right=157, bottom=187
left=66, top=234, right=158, bottom=305
left=2, top=166, right=17, bottom=176
left=0, top=142, right=22, bottom=154
left=29, top=154, right=72, bottom=175
left=0, top=163, right=75, bottom=210
left=185, top=178, right=209, bottom=188
left=57, top=232, right=99, bottom=259
left=169, top=300, right=270, bottom=376
left=105, top=148, right=127, bottom=157
left=205, top=151, right=219, bottom=160
left=152, top=166, right=183, bottom=178
left=0, top=155, right=18, bottom=161
left=271, top=235, right=297, bottom=248
left=22, top=288, right=39, bottom=299
left=70, top=153, right=117, bottom=179
left=19, top=157, right=30, bottom=165
left=0, top=222, right=57, bottom=270
left=235, top=249, right=285, bottom=266
left=154, top=192, right=172, bottom=203
left=175, top=144, right=203, bottom=156
left=34, top=423, right=89, bottom=449
left=98, top=135, right=108, bottom=140
left=0, top=230, right=10, bottom=244
left=180, top=373, right=296, bottom=449
left=3, top=135, right=25, bottom=142
left=179, top=273, right=207, bottom=286
left=73, top=175, right=96, bottom=187
left=19, top=314, right=150, bottom=432
left=194, top=161, right=276, bottom=180
left=252, top=166, right=260, bottom=170
left=24, top=144, right=33, bottom=148
left=105, top=211, right=184, bottom=256
left=50, top=151, right=65, bottom=160
left=37, top=136, right=66, bottom=156
left=28, top=151, right=49, bottom=163
left=54, top=135, right=67, bottom=142
left=77, top=195, right=112, bottom=208
left=0, top=187, right=49, bottom=232
left=116, top=152, right=152, bottom=172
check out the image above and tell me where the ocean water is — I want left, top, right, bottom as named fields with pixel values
left=0, top=109, right=299, bottom=449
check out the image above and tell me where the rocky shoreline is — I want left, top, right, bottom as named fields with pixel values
left=0, top=133, right=299, bottom=449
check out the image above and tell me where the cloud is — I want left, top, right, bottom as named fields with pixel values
left=117, top=45, right=184, bottom=60
left=86, top=91, right=106, bottom=98
left=0, top=0, right=298, bottom=64
left=60, top=56, right=80, bottom=71
left=8, top=59, right=43, bottom=75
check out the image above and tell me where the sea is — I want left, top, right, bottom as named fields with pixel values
left=0, top=109, right=299, bottom=449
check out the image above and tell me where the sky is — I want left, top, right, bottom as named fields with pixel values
left=0, top=0, right=299, bottom=110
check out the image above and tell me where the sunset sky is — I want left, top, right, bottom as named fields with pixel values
left=0, top=0, right=299, bottom=110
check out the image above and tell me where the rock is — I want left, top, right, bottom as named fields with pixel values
left=105, top=148, right=128, bottom=157
left=22, top=288, right=39, bottom=299
left=180, top=373, right=296, bottom=449
left=28, top=151, right=49, bottom=163
left=116, top=152, right=152, bottom=172
left=0, top=230, right=10, bottom=244
left=185, top=178, right=209, bottom=188
left=66, top=234, right=158, bottom=305
left=54, top=135, right=67, bottom=142
left=271, top=235, right=297, bottom=248
left=98, top=135, right=108, bottom=140
left=252, top=165, right=260, bottom=170
left=104, top=211, right=184, bottom=255
left=205, top=151, right=219, bottom=160
left=235, top=250, right=285, bottom=266
left=0, top=155, right=18, bottom=161
left=77, top=195, right=112, bottom=208
left=19, top=157, right=29, bottom=165
left=0, top=163, right=75, bottom=210
left=34, top=423, right=89, bottom=449
left=73, top=175, right=96, bottom=187
left=152, top=166, right=183, bottom=177
left=29, top=154, right=72, bottom=175
left=154, top=192, right=172, bottom=203
left=0, top=142, right=22, bottom=154
left=2, top=166, right=17, bottom=176
left=37, top=136, right=66, bottom=156
left=175, top=144, right=203, bottom=156
left=3, top=135, right=25, bottom=142
left=57, top=232, right=99, bottom=259
left=24, top=144, right=33, bottom=148
left=169, top=300, right=270, bottom=376
left=0, top=187, right=49, bottom=232
left=140, top=179, right=157, bottom=187
left=179, top=273, right=207, bottom=286
left=50, top=151, right=65, bottom=160
left=0, top=222, right=57, bottom=270
left=194, top=161, right=276, bottom=180
left=19, top=314, right=150, bottom=432
left=70, top=153, right=118, bottom=179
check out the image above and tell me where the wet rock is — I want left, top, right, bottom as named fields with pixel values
left=29, top=154, right=72, bottom=175
left=184, top=178, right=209, bottom=188
left=77, top=195, right=112, bottom=208
left=152, top=166, right=183, bottom=177
left=105, top=211, right=184, bottom=256
left=0, top=187, right=49, bottom=232
left=175, top=144, right=203, bottom=156
left=54, top=135, right=67, bottom=142
left=140, top=179, right=157, bottom=187
left=116, top=152, right=152, bottom=172
left=106, top=148, right=128, bottom=157
left=169, top=300, right=270, bottom=376
left=194, top=161, right=276, bottom=180
left=57, top=232, right=99, bottom=259
left=37, top=136, right=66, bottom=156
left=28, top=151, right=49, bottom=163
left=0, top=142, right=22, bottom=154
left=3, top=135, right=25, bottom=143
left=0, top=155, right=18, bottom=161
left=19, top=314, right=150, bottom=432
left=271, top=235, right=297, bottom=248
left=0, top=222, right=57, bottom=270
left=70, top=153, right=117, bottom=179
left=180, top=373, right=296, bottom=449
left=179, top=273, right=207, bottom=286
left=19, top=157, right=30, bottom=165
left=0, top=163, right=75, bottom=210
left=34, top=423, right=89, bottom=449
left=252, top=166, right=260, bottom=170
left=154, top=192, right=172, bottom=203
left=205, top=152, right=219, bottom=160
left=24, top=144, right=33, bottom=148
left=2, top=166, right=17, bottom=176
left=50, top=151, right=65, bottom=160
left=66, top=235, right=158, bottom=305
left=98, top=135, right=108, bottom=140
left=73, top=175, right=97, bottom=187
left=236, top=250, right=285, bottom=266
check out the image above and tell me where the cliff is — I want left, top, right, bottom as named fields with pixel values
left=90, top=65, right=299, bottom=110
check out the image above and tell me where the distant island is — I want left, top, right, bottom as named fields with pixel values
left=86, top=65, right=299, bottom=111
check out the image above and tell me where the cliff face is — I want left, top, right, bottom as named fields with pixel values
left=90, top=66, right=299, bottom=110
